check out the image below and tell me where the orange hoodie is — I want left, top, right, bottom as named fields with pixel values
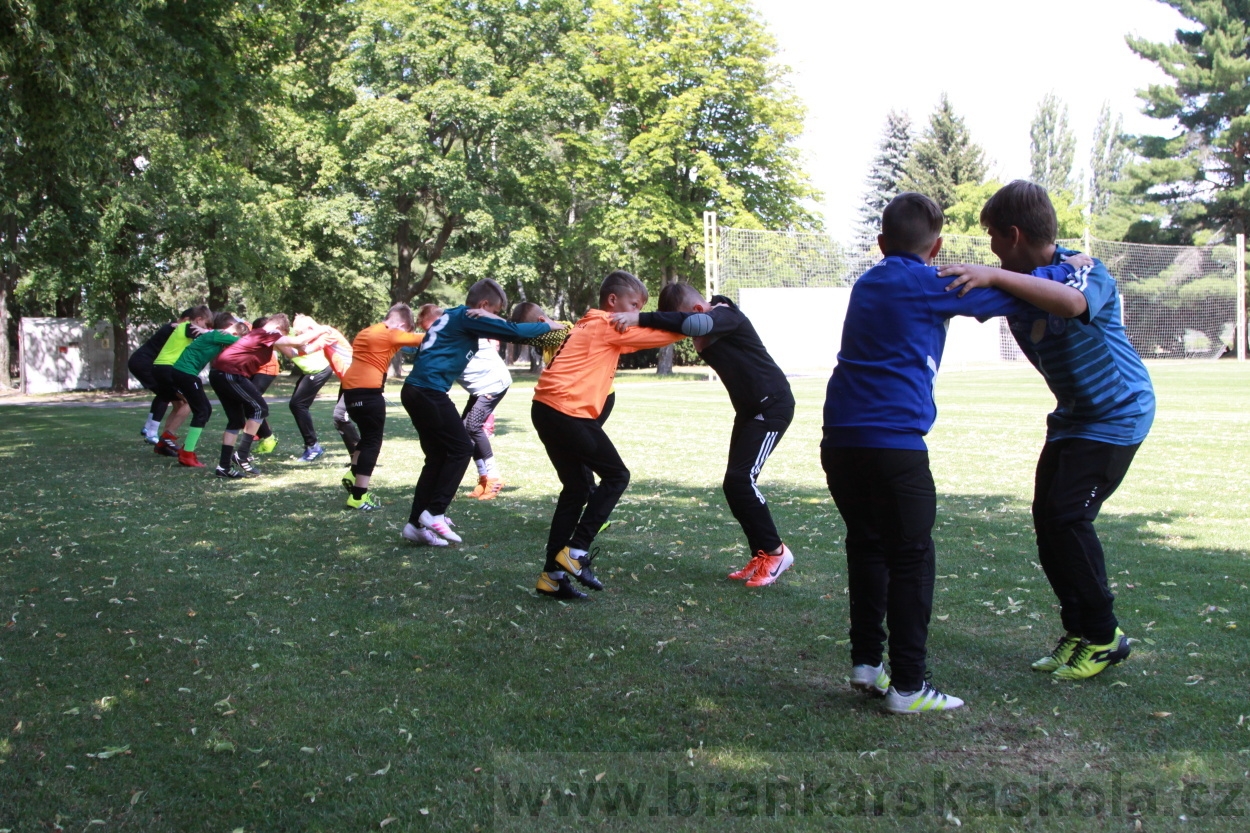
left=533, top=308, right=683, bottom=419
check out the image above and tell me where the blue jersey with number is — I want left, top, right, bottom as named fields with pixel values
left=405, top=306, right=551, bottom=393
left=823, top=251, right=1076, bottom=450
left=1006, top=247, right=1154, bottom=445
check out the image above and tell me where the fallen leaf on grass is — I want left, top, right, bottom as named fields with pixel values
left=1152, top=712, right=1172, bottom=719
left=935, top=615, right=949, bottom=622
left=300, top=746, right=316, bottom=754
left=380, top=817, right=398, bottom=828
left=372, top=762, right=391, bottom=776
left=88, top=744, right=130, bottom=759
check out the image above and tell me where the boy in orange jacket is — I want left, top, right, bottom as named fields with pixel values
left=530, top=270, right=685, bottom=599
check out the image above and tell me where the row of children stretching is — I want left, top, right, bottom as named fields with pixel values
left=128, top=179, right=1152, bottom=716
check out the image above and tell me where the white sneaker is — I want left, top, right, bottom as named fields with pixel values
left=418, top=510, right=462, bottom=544
left=884, top=681, right=964, bottom=714
left=850, top=663, right=890, bottom=696
left=402, top=522, right=447, bottom=547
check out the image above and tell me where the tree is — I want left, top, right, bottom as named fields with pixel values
left=855, top=111, right=912, bottom=248
left=581, top=0, right=819, bottom=372
left=1029, top=92, right=1077, bottom=195
left=901, top=94, right=987, bottom=211
left=336, top=0, right=589, bottom=306
left=1123, top=1, right=1250, bottom=242
left=943, top=180, right=1086, bottom=239
left=1, top=0, right=304, bottom=388
left=1090, top=102, right=1131, bottom=216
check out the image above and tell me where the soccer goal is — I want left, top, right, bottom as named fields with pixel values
left=704, top=213, right=1248, bottom=375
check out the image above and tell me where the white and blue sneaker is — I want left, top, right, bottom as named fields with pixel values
left=884, top=681, right=964, bottom=714
left=298, top=443, right=325, bottom=463
left=850, top=663, right=890, bottom=696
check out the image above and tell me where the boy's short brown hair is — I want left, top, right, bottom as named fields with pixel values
left=466, top=278, right=507, bottom=309
left=657, top=282, right=703, bottom=313
left=980, top=180, right=1058, bottom=244
left=212, top=311, right=238, bottom=329
left=880, top=192, right=944, bottom=256
left=184, top=305, right=212, bottom=323
left=599, top=270, right=648, bottom=307
left=266, top=313, right=291, bottom=334
left=510, top=301, right=544, bottom=323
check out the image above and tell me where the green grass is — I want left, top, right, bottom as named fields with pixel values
left=1, top=363, right=1248, bottom=832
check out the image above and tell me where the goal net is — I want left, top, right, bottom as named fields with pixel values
left=711, top=224, right=1245, bottom=373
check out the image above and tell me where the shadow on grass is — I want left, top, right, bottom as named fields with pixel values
left=2, top=432, right=1247, bottom=831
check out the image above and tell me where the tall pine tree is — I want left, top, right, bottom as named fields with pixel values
left=1090, top=101, right=1130, bottom=216
left=1029, top=92, right=1077, bottom=194
left=856, top=110, right=912, bottom=248
left=902, top=94, right=987, bottom=211
left=1124, top=1, right=1250, bottom=241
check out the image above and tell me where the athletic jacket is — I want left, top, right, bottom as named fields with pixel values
left=1006, top=247, right=1155, bottom=445
left=823, top=251, right=1077, bottom=450
left=533, top=308, right=683, bottom=420
left=638, top=297, right=790, bottom=416
left=406, top=306, right=552, bottom=393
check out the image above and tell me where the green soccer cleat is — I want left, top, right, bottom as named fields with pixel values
left=345, top=491, right=381, bottom=511
left=255, top=435, right=277, bottom=455
left=341, top=467, right=355, bottom=492
left=1053, top=630, right=1130, bottom=681
left=1031, top=633, right=1083, bottom=672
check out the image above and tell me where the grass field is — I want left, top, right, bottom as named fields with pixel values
left=1, top=363, right=1248, bottom=832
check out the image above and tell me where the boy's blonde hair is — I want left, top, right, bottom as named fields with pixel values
left=599, top=270, right=648, bottom=307
left=413, top=303, right=441, bottom=329
left=386, top=303, right=416, bottom=331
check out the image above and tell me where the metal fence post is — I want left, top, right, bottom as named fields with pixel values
left=1238, top=233, right=1246, bottom=361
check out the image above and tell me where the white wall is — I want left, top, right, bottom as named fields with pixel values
left=19, top=318, right=137, bottom=394
left=737, top=287, right=1012, bottom=376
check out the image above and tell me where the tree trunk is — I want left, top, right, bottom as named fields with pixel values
left=204, top=219, right=230, bottom=313
left=655, top=263, right=678, bottom=375
left=112, top=319, right=130, bottom=392
left=406, top=214, right=457, bottom=303
left=56, top=293, right=80, bottom=318
left=394, top=213, right=414, bottom=304
left=0, top=213, right=17, bottom=388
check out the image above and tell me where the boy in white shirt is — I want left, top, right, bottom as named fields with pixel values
left=456, top=338, right=511, bottom=499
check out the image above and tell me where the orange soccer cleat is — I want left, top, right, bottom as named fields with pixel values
left=744, top=545, right=795, bottom=588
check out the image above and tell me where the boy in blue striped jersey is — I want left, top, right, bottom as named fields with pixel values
left=824, top=192, right=1091, bottom=715
left=400, top=279, right=563, bottom=546
left=941, top=180, right=1153, bottom=682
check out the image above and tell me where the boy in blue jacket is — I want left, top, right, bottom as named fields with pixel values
left=824, top=192, right=1088, bottom=714
left=401, top=279, right=562, bottom=546
left=942, top=180, right=1153, bottom=682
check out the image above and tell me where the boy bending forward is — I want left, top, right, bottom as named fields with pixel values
left=612, top=282, right=796, bottom=588
left=531, top=271, right=684, bottom=599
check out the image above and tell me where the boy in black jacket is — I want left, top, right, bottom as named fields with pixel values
left=611, top=283, right=795, bottom=587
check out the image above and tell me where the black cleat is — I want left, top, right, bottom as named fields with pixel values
left=232, top=452, right=260, bottom=477
left=555, top=546, right=604, bottom=591
left=536, top=571, right=588, bottom=600
left=215, top=465, right=244, bottom=479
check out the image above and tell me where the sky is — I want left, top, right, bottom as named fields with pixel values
left=750, top=0, right=1189, bottom=239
